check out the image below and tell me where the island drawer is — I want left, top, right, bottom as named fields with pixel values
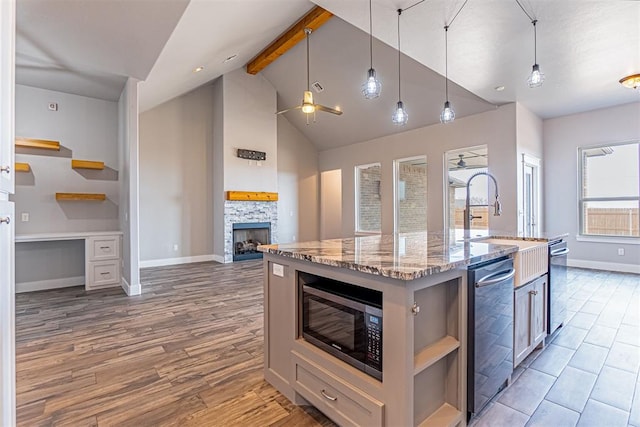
left=292, top=351, right=384, bottom=427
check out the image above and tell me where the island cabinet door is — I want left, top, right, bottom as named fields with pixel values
left=514, top=284, right=532, bottom=366
left=531, top=275, right=548, bottom=346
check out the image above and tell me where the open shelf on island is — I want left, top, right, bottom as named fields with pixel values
left=15, top=137, right=60, bottom=151
left=15, top=162, right=30, bottom=172
left=72, top=159, right=105, bottom=170
left=55, top=193, right=106, bottom=201
left=414, top=335, right=460, bottom=376
left=417, top=402, right=463, bottom=427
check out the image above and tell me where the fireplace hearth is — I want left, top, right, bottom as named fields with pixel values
left=233, top=222, right=271, bottom=261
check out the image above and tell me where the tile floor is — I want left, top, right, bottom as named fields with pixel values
left=471, top=268, right=640, bottom=427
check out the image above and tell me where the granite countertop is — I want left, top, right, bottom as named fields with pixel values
left=258, top=232, right=519, bottom=281
left=453, top=229, right=569, bottom=242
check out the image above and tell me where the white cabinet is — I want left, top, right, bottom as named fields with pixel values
left=514, top=274, right=548, bottom=367
left=86, top=235, right=121, bottom=290
left=0, top=0, right=15, bottom=195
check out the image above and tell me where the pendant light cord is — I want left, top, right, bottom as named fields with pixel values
left=444, top=26, right=449, bottom=102
left=533, top=19, right=538, bottom=64
left=397, top=9, right=402, bottom=101
left=514, top=0, right=535, bottom=22
left=447, top=0, right=470, bottom=28
left=368, top=0, right=373, bottom=69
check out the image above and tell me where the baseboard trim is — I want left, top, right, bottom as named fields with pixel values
left=139, top=254, right=216, bottom=268
left=16, top=276, right=84, bottom=293
left=568, top=259, right=640, bottom=274
left=212, top=254, right=226, bottom=264
left=121, top=277, right=141, bottom=296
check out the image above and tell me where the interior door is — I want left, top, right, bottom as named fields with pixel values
left=523, top=165, right=535, bottom=236
left=0, top=201, right=15, bottom=427
left=0, top=0, right=15, bottom=195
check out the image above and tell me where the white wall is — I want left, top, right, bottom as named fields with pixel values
left=139, top=85, right=214, bottom=264
left=277, top=115, right=319, bottom=243
left=318, top=104, right=518, bottom=236
left=118, top=78, right=141, bottom=294
left=543, top=102, right=640, bottom=272
left=212, top=78, right=224, bottom=261
left=13, top=85, right=119, bottom=288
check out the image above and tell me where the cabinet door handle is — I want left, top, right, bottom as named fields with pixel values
left=529, top=290, right=538, bottom=296
left=100, top=272, right=110, bottom=275
left=321, top=389, right=337, bottom=401
left=0, top=165, right=10, bottom=174
left=0, top=217, right=10, bottom=225
left=100, top=246, right=110, bottom=249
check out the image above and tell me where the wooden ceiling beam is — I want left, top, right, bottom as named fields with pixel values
left=246, top=6, right=333, bottom=75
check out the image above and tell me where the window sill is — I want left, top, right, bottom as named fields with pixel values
left=354, top=231, right=381, bottom=236
left=576, top=235, right=640, bottom=245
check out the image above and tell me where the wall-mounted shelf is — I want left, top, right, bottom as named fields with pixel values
left=55, top=193, right=106, bottom=201
left=15, top=137, right=60, bottom=151
left=15, top=162, right=31, bottom=172
left=226, top=191, right=279, bottom=201
left=72, top=159, right=105, bottom=170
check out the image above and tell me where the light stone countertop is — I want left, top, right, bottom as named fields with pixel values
left=258, top=231, right=519, bottom=281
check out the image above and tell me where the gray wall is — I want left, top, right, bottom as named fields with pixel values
left=139, top=85, right=214, bottom=263
left=13, top=85, right=119, bottom=286
left=543, top=102, right=640, bottom=271
left=318, top=104, right=518, bottom=237
left=516, top=103, right=544, bottom=234
left=212, top=77, right=224, bottom=261
left=277, top=115, right=319, bottom=244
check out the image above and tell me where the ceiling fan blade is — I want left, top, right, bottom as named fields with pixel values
left=315, top=104, right=343, bottom=115
left=276, top=105, right=302, bottom=115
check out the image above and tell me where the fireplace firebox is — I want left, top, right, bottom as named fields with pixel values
left=232, top=222, right=271, bottom=261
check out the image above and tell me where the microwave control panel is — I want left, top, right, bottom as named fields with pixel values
left=366, top=314, right=382, bottom=369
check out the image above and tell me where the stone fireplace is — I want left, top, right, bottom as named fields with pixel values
left=223, top=200, right=277, bottom=263
left=232, top=222, right=271, bottom=261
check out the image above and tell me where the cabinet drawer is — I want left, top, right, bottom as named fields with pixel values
left=87, top=261, right=121, bottom=289
left=292, top=352, right=384, bottom=427
left=88, top=236, right=119, bottom=261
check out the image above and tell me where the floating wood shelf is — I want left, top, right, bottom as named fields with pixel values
left=15, top=137, right=60, bottom=151
left=72, top=159, right=105, bottom=170
left=226, top=191, right=278, bottom=201
left=15, top=162, right=31, bottom=172
left=55, top=193, right=106, bottom=201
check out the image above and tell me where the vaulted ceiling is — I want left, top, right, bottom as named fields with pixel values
left=14, top=0, right=640, bottom=149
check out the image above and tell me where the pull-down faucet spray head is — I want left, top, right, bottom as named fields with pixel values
left=494, top=196, right=502, bottom=216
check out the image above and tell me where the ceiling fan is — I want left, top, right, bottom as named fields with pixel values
left=276, top=28, right=343, bottom=119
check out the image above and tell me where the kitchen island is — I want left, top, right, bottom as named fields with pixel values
left=258, top=232, right=519, bottom=427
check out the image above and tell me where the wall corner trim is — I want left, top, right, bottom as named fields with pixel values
left=121, top=277, right=141, bottom=296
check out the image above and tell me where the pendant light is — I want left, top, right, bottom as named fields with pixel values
left=362, top=0, right=382, bottom=99
left=440, top=25, right=455, bottom=124
left=392, top=9, right=408, bottom=126
left=527, top=19, right=545, bottom=88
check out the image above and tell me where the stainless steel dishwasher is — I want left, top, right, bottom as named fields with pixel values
left=548, top=240, right=569, bottom=335
left=467, top=257, right=516, bottom=420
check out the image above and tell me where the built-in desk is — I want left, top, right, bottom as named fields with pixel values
left=16, top=231, right=123, bottom=292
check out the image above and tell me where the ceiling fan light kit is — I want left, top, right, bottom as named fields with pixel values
left=619, top=74, right=640, bottom=90
left=362, top=0, right=382, bottom=99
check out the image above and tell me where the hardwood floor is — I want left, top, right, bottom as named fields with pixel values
left=15, top=260, right=335, bottom=426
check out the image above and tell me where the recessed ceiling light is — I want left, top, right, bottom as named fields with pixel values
left=223, top=54, right=238, bottom=63
left=193, top=66, right=204, bottom=73
left=494, top=85, right=505, bottom=92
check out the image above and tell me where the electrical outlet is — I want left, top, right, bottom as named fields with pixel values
left=48, top=102, right=58, bottom=111
left=617, top=248, right=625, bottom=256
left=21, top=212, right=29, bottom=222
left=173, top=244, right=179, bottom=251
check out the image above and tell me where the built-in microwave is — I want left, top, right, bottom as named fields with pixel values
left=299, top=272, right=383, bottom=381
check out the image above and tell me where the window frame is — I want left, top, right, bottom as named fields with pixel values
left=393, top=155, right=427, bottom=234
left=354, top=162, right=382, bottom=235
left=577, top=140, right=640, bottom=240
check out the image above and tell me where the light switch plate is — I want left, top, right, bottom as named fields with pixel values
left=272, top=263, right=284, bottom=277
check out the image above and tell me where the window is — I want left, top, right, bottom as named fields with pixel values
left=355, top=163, right=381, bottom=233
left=579, top=141, right=639, bottom=237
left=394, top=157, right=427, bottom=233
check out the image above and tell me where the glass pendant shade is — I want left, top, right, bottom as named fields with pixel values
left=301, top=90, right=315, bottom=114
left=528, top=63, right=545, bottom=88
left=362, top=68, right=382, bottom=99
left=392, top=101, right=408, bottom=125
left=440, top=101, right=455, bottom=124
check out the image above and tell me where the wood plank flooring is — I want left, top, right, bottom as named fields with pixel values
left=15, top=260, right=335, bottom=426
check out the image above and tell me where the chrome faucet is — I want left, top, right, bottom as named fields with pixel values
left=464, top=171, right=501, bottom=240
